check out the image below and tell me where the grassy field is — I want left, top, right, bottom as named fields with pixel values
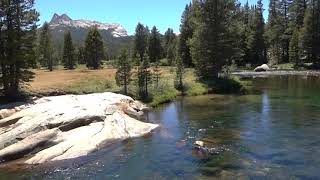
left=25, top=65, right=244, bottom=107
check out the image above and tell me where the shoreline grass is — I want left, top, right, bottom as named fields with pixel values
left=21, top=66, right=247, bottom=107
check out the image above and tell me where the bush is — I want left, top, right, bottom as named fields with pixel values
left=150, top=89, right=179, bottom=107
left=159, top=58, right=170, bottom=66
left=206, top=77, right=244, bottom=94
left=186, top=83, right=208, bottom=96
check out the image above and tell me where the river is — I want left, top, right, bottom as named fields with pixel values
left=1, top=75, right=320, bottom=179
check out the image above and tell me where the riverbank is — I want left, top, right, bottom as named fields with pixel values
left=6, top=67, right=316, bottom=107
left=2, top=75, right=320, bottom=179
left=0, top=66, right=246, bottom=107
left=232, top=70, right=320, bottom=77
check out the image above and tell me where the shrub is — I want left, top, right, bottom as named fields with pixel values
left=186, top=83, right=208, bottom=96
left=150, top=89, right=179, bottom=107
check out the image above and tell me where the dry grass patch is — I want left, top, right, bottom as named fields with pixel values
left=28, top=68, right=117, bottom=93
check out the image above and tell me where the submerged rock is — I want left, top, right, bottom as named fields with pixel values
left=195, top=141, right=205, bottom=147
left=0, top=92, right=159, bottom=164
left=254, top=64, right=270, bottom=72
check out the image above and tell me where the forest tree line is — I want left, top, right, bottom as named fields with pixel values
left=1, top=0, right=320, bottom=98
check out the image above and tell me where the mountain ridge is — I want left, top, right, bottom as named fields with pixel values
left=49, top=13, right=128, bottom=37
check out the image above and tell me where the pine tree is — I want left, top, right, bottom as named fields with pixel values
left=267, top=0, right=282, bottom=64
left=280, top=0, right=294, bottom=64
left=115, top=49, right=132, bottom=95
left=133, top=23, right=148, bottom=62
left=238, top=1, right=251, bottom=66
left=62, top=31, right=76, bottom=69
left=164, top=28, right=177, bottom=64
left=290, top=0, right=307, bottom=28
left=148, top=26, right=162, bottom=63
left=300, top=0, right=320, bottom=65
left=175, top=51, right=185, bottom=91
left=84, top=26, right=105, bottom=69
left=179, top=4, right=193, bottom=67
left=38, top=22, right=54, bottom=71
left=137, top=53, right=151, bottom=99
left=248, top=0, right=267, bottom=65
left=300, top=8, right=313, bottom=61
left=289, top=28, right=301, bottom=66
left=77, top=46, right=86, bottom=64
left=166, top=38, right=178, bottom=65
left=0, top=0, right=39, bottom=97
left=190, top=0, right=239, bottom=79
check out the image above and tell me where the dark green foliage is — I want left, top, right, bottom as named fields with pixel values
left=0, top=0, right=39, bottom=97
left=38, top=22, right=54, bottom=71
left=190, top=0, right=240, bottom=80
left=134, top=23, right=148, bottom=62
left=148, top=26, right=162, bottom=63
left=290, top=0, right=307, bottom=27
left=237, top=1, right=251, bottom=66
left=164, top=28, right=177, bottom=65
left=299, top=0, right=320, bottom=64
left=175, top=52, right=185, bottom=91
left=137, top=54, right=151, bottom=99
left=62, top=31, right=76, bottom=69
left=84, top=27, right=105, bottom=69
left=289, top=28, right=301, bottom=66
left=247, top=0, right=267, bottom=65
left=115, top=49, right=132, bottom=95
left=266, top=0, right=299, bottom=64
left=77, top=46, right=86, bottom=64
left=209, top=78, right=243, bottom=94
left=179, top=4, right=193, bottom=67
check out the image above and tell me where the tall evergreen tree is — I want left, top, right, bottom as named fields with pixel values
left=84, top=26, right=105, bottom=69
left=280, top=0, right=294, bottom=63
left=190, top=0, right=239, bottom=79
left=164, top=28, right=177, bottom=63
left=137, top=53, right=151, bottom=99
left=0, top=0, right=39, bottom=97
left=300, top=0, right=320, bottom=64
left=148, top=26, right=162, bottom=63
left=166, top=37, right=178, bottom=65
left=289, top=28, right=301, bottom=66
left=133, top=23, right=148, bottom=62
left=248, top=0, right=267, bottom=65
left=115, top=49, right=132, bottom=95
left=175, top=51, right=185, bottom=91
left=77, top=46, right=86, bottom=64
left=290, top=0, right=307, bottom=28
left=38, top=22, right=54, bottom=71
left=62, top=31, right=76, bottom=69
left=238, top=1, right=251, bottom=66
left=179, top=4, right=193, bottom=67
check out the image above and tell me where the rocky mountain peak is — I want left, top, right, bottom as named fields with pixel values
left=48, top=13, right=128, bottom=37
left=50, top=13, right=72, bottom=24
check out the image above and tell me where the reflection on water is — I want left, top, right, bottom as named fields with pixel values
left=1, top=75, right=320, bottom=179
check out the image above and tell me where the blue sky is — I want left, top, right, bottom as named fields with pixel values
left=35, top=0, right=269, bottom=35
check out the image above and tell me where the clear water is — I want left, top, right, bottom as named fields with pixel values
left=1, top=75, right=320, bottom=179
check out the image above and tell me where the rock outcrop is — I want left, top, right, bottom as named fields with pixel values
left=0, top=93, right=158, bottom=164
left=254, top=64, right=270, bottom=72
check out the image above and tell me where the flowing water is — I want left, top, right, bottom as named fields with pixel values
left=1, top=75, right=320, bottom=179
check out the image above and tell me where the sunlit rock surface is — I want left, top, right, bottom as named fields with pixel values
left=254, top=64, right=270, bottom=72
left=0, top=93, right=158, bottom=164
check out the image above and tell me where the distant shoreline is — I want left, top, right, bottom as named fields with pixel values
left=232, top=70, right=320, bottom=77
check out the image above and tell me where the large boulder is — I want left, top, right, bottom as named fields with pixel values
left=0, top=93, right=158, bottom=164
left=254, top=64, right=270, bottom=72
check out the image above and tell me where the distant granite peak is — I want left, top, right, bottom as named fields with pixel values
left=49, top=13, right=128, bottom=37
